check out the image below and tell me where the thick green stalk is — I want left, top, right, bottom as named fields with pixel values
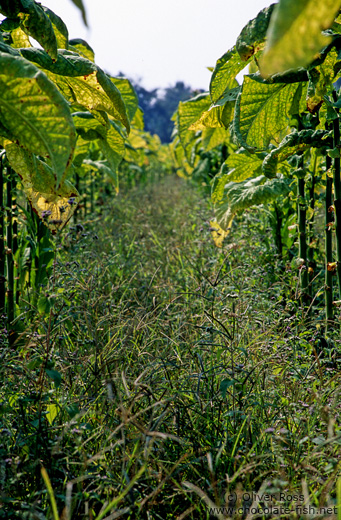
left=308, top=153, right=317, bottom=274
left=6, top=168, right=14, bottom=344
left=325, top=155, right=334, bottom=328
left=74, top=172, right=80, bottom=224
left=298, top=174, right=308, bottom=295
left=332, top=90, right=341, bottom=299
left=11, top=177, right=19, bottom=305
left=90, top=173, right=94, bottom=214
left=273, top=203, right=283, bottom=258
left=0, top=154, right=5, bottom=317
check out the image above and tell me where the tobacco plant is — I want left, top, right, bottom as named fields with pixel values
left=172, top=0, right=341, bottom=330
left=0, top=0, right=168, bottom=340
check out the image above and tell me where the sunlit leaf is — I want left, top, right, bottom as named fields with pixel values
left=69, top=38, right=94, bottom=62
left=0, top=0, right=58, bottom=60
left=234, top=76, right=305, bottom=150
left=210, top=48, right=250, bottom=104
left=10, top=27, right=31, bottom=48
left=42, top=7, right=69, bottom=50
left=236, top=4, right=276, bottom=61
left=111, top=77, right=139, bottom=123
left=211, top=171, right=229, bottom=204
left=82, top=159, right=116, bottom=182
left=4, top=141, right=79, bottom=233
left=202, top=127, right=229, bottom=151
left=46, top=403, right=60, bottom=424
left=127, top=128, right=148, bottom=149
left=307, top=48, right=340, bottom=113
left=260, top=0, right=341, bottom=77
left=0, top=52, right=76, bottom=187
left=131, top=107, right=144, bottom=130
left=72, top=112, right=125, bottom=190
left=213, top=175, right=291, bottom=246
left=225, top=152, right=263, bottom=182
left=20, top=48, right=130, bottom=131
left=210, top=220, right=229, bottom=248
left=177, top=93, right=211, bottom=161
left=189, top=101, right=234, bottom=131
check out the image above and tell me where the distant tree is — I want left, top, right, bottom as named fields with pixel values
left=132, top=80, right=199, bottom=143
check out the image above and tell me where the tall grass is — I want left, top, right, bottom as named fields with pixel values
left=1, top=176, right=340, bottom=519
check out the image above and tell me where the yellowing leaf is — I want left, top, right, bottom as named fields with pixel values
left=189, top=102, right=234, bottom=131
left=46, top=403, right=60, bottom=425
left=210, top=220, right=229, bottom=248
left=5, top=141, right=79, bottom=233
left=10, top=27, right=32, bottom=48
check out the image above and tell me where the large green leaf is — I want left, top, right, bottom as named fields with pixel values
left=177, top=93, right=211, bottom=161
left=69, top=38, right=94, bottom=62
left=0, top=52, right=76, bottom=187
left=0, top=0, right=58, bottom=60
left=72, top=110, right=109, bottom=139
left=201, top=127, right=229, bottom=151
left=224, top=152, right=263, bottom=182
left=111, top=77, right=139, bottom=123
left=4, top=141, right=79, bottom=232
left=42, top=7, right=69, bottom=50
left=72, top=112, right=125, bottom=190
left=236, top=4, right=276, bottom=61
left=189, top=104, right=230, bottom=131
left=260, top=0, right=341, bottom=77
left=131, top=107, right=144, bottom=130
left=307, top=48, right=340, bottom=113
left=234, top=76, right=304, bottom=150
left=20, top=48, right=130, bottom=131
left=212, top=175, right=291, bottom=245
left=210, top=48, right=250, bottom=104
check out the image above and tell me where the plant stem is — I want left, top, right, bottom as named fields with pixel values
left=6, top=167, right=14, bottom=345
left=308, top=152, right=317, bottom=297
left=325, top=155, right=334, bottom=329
left=74, top=172, right=80, bottom=224
left=0, top=154, right=5, bottom=318
left=298, top=171, right=308, bottom=296
left=273, top=203, right=283, bottom=259
left=90, top=173, right=94, bottom=214
left=11, top=177, right=19, bottom=306
left=332, top=90, right=341, bottom=299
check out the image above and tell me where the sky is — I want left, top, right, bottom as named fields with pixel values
left=43, top=0, right=274, bottom=91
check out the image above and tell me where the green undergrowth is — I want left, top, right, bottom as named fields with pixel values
left=1, top=176, right=340, bottom=519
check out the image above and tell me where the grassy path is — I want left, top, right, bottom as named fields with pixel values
left=2, top=175, right=340, bottom=519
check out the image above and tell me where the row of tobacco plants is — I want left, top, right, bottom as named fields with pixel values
left=0, top=0, right=341, bottom=518
left=171, top=0, right=341, bottom=333
left=0, top=0, right=172, bottom=345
